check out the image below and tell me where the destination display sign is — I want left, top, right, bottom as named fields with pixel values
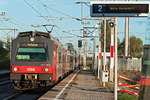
left=90, top=2, right=150, bottom=17
left=20, top=43, right=44, bottom=47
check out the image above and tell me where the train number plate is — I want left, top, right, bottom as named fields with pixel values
left=24, top=74, right=38, bottom=80
left=27, top=68, right=35, bottom=71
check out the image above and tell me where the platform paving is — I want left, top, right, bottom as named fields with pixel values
left=63, top=70, right=113, bottom=100
left=38, top=70, right=114, bottom=100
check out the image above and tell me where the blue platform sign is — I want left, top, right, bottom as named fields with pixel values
left=90, top=2, right=150, bottom=17
left=92, top=4, right=106, bottom=13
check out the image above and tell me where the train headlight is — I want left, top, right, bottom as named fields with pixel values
left=44, top=68, right=49, bottom=72
left=30, top=37, right=35, bottom=41
left=13, top=67, right=18, bottom=71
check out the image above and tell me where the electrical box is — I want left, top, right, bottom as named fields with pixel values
left=102, top=71, right=109, bottom=82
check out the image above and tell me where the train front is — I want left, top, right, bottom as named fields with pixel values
left=10, top=31, right=55, bottom=90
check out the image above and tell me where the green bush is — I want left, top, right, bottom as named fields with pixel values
left=118, top=94, right=138, bottom=100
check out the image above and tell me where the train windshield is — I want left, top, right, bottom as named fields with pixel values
left=16, top=48, right=47, bottom=61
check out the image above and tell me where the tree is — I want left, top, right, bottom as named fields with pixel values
left=5, top=37, right=11, bottom=51
left=118, top=36, right=143, bottom=57
left=0, top=40, right=9, bottom=61
left=130, top=36, right=143, bottom=57
left=118, top=39, right=124, bottom=56
left=4, top=37, right=11, bottom=59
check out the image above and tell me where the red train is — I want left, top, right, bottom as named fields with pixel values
left=10, top=31, right=78, bottom=90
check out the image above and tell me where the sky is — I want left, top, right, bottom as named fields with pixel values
left=0, top=0, right=150, bottom=52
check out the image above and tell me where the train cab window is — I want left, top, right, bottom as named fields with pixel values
left=16, top=48, right=47, bottom=61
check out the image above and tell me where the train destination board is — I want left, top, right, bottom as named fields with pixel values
left=90, top=2, right=150, bottom=17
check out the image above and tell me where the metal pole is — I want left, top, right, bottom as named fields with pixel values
left=110, top=0, right=118, bottom=99
left=102, top=18, right=107, bottom=87
left=110, top=18, right=114, bottom=82
left=98, top=23, right=102, bottom=79
left=92, top=34, right=96, bottom=72
left=103, top=18, right=106, bottom=71
left=125, top=17, right=129, bottom=56
left=79, top=47, right=81, bottom=69
left=125, top=0, right=129, bottom=56
left=81, top=0, right=83, bottom=18
left=80, top=0, right=87, bottom=69
left=83, top=28, right=87, bottom=68
left=114, top=17, right=118, bottom=100
left=101, top=0, right=107, bottom=87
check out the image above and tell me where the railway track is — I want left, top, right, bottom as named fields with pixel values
left=0, top=76, right=66, bottom=100
left=1, top=86, right=55, bottom=100
left=2, top=92, right=23, bottom=100
left=0, top=80, right=11, bottom=86
left=0, top=70, right=74, bottom=100
left=0, top=71, right=10, bottom=79
left=0, top=71, right=10, bottom=84
left=0, top=75, right=10, bottom=86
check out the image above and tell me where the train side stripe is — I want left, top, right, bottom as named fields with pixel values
left=11, top=66, right=53, bottom=73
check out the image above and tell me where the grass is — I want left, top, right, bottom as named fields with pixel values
left=118, top=94, right=138, bottom=100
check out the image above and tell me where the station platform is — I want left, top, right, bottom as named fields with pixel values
left=38, top=70, right=114, bottom=100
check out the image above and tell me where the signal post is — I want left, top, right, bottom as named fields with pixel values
left=78, top=40, right=82, bottom=69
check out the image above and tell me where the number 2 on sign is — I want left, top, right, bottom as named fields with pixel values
left=98, top=5, right=103, bottom=12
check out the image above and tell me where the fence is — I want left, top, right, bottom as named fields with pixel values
left=118, top=57, right=142, bottom=71
left=91, top=52, right=142, bottom=72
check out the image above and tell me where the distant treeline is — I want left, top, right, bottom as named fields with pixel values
left=0, top=60, right=10, bottom=70
left=0, top=38, right=10, bottom=70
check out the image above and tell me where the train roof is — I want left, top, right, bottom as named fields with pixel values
left=18, top=31, right=50, bottom=38
left=16, top=31, right=63, bottom=47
